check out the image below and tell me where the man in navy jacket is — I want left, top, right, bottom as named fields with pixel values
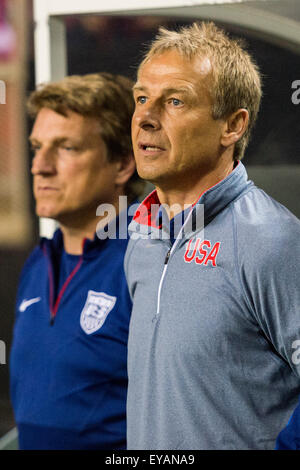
left=276, top=398, right=300, bottom=449
left=9, top=72, right=144, bottom=449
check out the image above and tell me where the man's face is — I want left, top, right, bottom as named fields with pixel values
left=132, top=50, right=226, bottom=189
left=30, top=108, right=120, bottom=225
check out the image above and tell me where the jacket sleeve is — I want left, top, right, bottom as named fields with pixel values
left=235, top=200, right=300, bottom=450
left=14, top=246, right=41, bottom=320
left=235, top=203, right=300, bottom=378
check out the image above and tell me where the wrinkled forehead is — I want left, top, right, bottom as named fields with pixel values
left=138, top=48, right=213, bottom=76
left=135, top=50, right=215, bottom=101
left=30, top=107, right=103, bottom=143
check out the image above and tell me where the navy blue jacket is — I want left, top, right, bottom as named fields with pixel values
left=10, top=218, right=132, bottom=450
left=276, top=398, right=300, bottom=450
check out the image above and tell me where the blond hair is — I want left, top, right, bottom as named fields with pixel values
left=27, top=72, right=145, bottom=201
left=140, top=22, right=262, bottom=160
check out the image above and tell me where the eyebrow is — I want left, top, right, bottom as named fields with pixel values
left=132, top=84, right=145, bottom=92
left=29, top=136, right=75, bottom=145
left=133, top=84, right=196, bottom=97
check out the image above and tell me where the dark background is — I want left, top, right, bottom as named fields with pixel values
left=0, top=13, right=299, bottom=437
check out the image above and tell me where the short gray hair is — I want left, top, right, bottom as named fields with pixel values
left=139, top=22, right=262, bottom=160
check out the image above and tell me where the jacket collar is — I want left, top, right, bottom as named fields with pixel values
left=130, top=162, right=253, bottom=240
left=40, top=203, right=136, bottom=258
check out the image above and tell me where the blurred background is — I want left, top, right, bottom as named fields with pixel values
left=0, top=0, right=299, bottom=442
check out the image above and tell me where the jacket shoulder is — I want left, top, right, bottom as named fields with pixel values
left=233, top=186, right=300, bottom=253
left=17, top=245, right=45, bottom=288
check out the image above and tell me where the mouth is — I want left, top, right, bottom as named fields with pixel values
left=36, top=186, right=59, bottom=192
left=138, top=142, right=165, bottom=153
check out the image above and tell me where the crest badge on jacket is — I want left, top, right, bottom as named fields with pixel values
left=80, top=290, right=117, bottom=335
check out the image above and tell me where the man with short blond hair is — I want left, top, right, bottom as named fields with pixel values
left=125, top=22, right=300, bottom=450
left=10, top=72, right=144, bottom=450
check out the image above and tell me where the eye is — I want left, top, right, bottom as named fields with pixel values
left=136, top=96, right=147, bottom=105
left=60, top=144, right=78, bottom=152
left=169, top=98, right=183, bottom=107
left=30, top=144, right=40, bottom=154
left=62, top=146, right=74, bottom=151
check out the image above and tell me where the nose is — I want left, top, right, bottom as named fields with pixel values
left=133, top=101, right=162, bottom=131
left=31, top=147, right=56, bottom=176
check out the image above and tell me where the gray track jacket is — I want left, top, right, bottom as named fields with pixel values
left=125, top=162, right=300, bottom=450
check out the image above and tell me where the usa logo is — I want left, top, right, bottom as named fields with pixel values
left=184, top=238, right=221, bottom=267
left=80, top=290, right=117, bottom=335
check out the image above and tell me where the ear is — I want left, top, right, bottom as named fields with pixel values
left=220, top=109, right=249, bottom=149
left=114, top=153, right=136, bottom=187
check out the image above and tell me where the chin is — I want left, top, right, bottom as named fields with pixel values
left=137, top=167, right=160, bottom=183
left=35, top=205, right=58, bottom=220
left=36, top=212, right=57, bottom=220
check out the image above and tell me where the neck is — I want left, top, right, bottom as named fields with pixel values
left=59, top=207, right=120, bottom=255
left=60, top=223, right=95, bottom=255
left=156, top=159, right=235, bottom=218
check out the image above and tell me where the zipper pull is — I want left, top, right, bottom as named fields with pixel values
left=50, top=315, right=55, bottom=326
left=164, top=249, right=171, bottom=264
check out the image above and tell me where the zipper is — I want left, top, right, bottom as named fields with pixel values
left=43, top=238, right=86, bottom=325
left=154, top=207, right=194, bottom=319
left=49, top=256, right=83, bottom=325
left=164, top=250, right=171, bottom=264
left=155, top=248, right=171, bottom=319
left=43, top=244, right=55, bottom=322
